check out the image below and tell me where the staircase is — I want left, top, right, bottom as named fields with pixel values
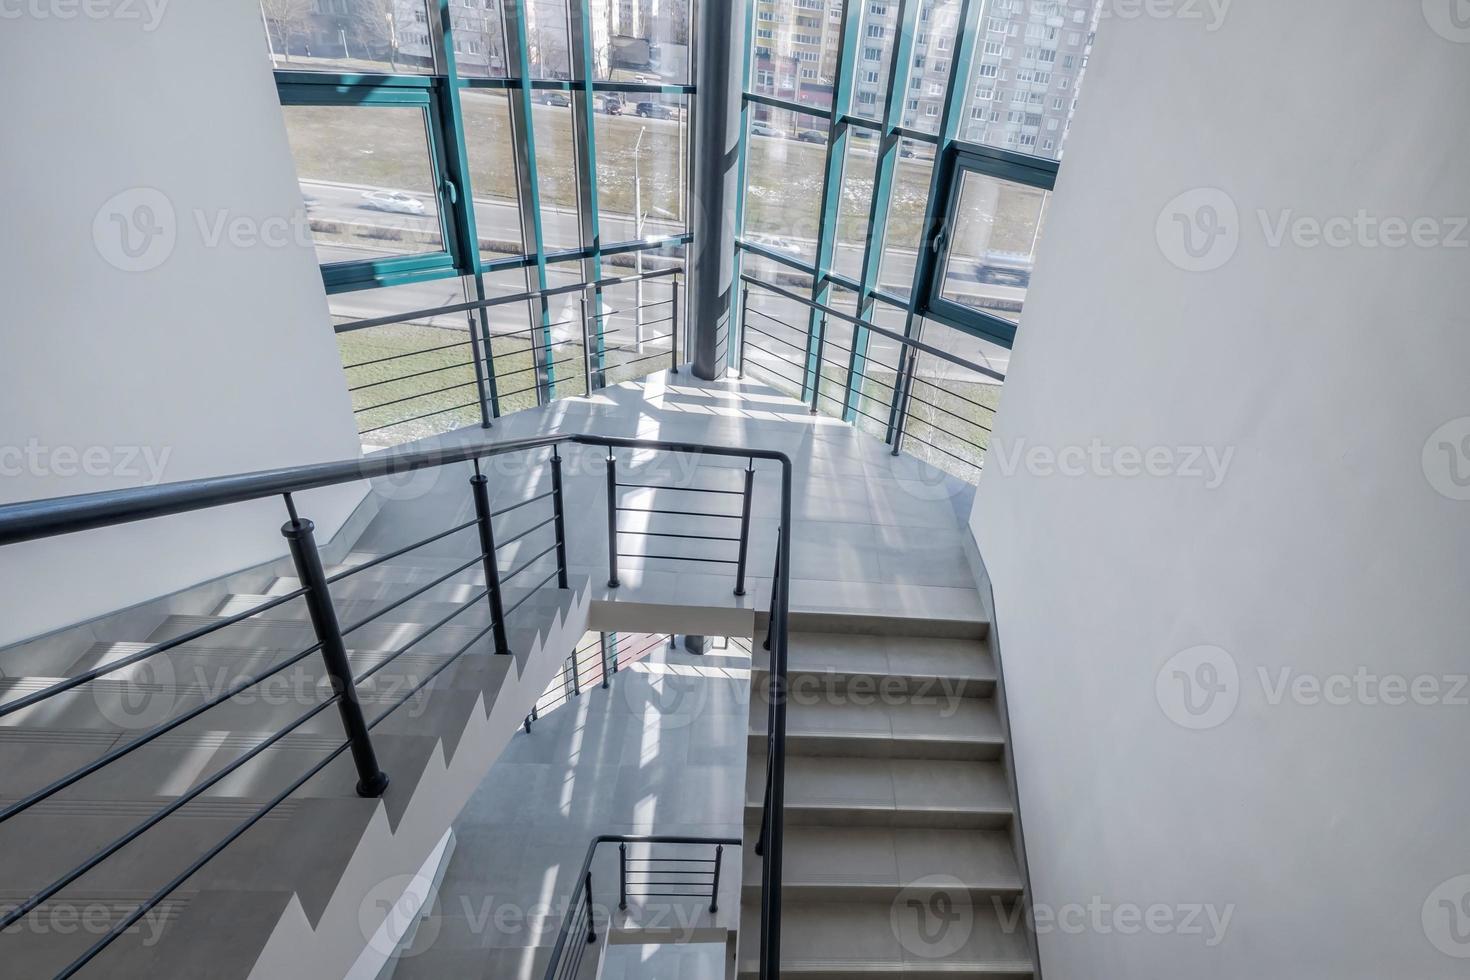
left=0, top=548, right=590, bottom=978
left=737, top=614, right=1035, bottom=978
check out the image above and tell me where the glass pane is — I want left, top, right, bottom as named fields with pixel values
left=903, top=0, right=962, bottom=135
left=532, top=98, right=582, bottom=252
left=747, top=0, right=845, bottom=111
left=598, top=253, right=685, bottom=385
left=876, top=136, right=935, bottom=298
left=448, top=0, right=510, bottom=78
left=834, top=136, right=876, bottom=282
left=938, top=169, right=1049, bottom=324
left=960, top=0, right=1101, bottom=160
left=595, top=94, right=689, bottom=245
left=744, top=108, right=827, bottom=266
left=851, top=1, right=898, bottom=123
left=260, top=0, right=435, bottom=74
left=587, top=0, right=693, bottom=83
left=899, top=316, right=1005, bottom=481
left=526, top=0, right=573, bottom=79
left=282, top=104, right=445, bottom=265
left=462, top=89, right=526, bottom=261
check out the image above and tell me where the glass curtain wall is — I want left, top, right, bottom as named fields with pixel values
left=734, top=0, right=1102, bottom=479
left=262, top=0, right=695, bottom=449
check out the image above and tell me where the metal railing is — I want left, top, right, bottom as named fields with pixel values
left=543, top=835, right=740, bottom=980
left=333, top=268, right=684, bottom=446
left=737, top=274, right=1005, bottom=481
left=0, top=433, right=792, bottom=980
left=526, top=631, right=671, bottom=729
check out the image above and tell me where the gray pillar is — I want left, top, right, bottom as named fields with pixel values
left=688, top=0, right=747, bottom=380
left=683, top=635, right=710, bottom=656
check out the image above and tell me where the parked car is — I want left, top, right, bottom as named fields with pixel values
left=636, top=101, right=674, bottom=119
left=749, top=233, right=802, bottom=258
left=750, top=123, right=783, bottom=138
left=601, top=95, right=625, bottom=115
left=973, top=252, right=1033, bottom=288
left=796, top=129, right=826, bottom=144
left=359, top=190, right=426, bottom=216
left=543, top=92, right=570, bottom=107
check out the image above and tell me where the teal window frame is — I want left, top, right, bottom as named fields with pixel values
left=915, top=141, right=1058, bottom=348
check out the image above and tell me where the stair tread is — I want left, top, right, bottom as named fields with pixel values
left=745, top=755, right=1013, bottom=816
left=735, top=898, right=1033, bottom=974
left=740, top=826, right=1022, bottom=894
left=755, top=632, right=997, bottom=685
left=749, top=686, right=1005, bottom=752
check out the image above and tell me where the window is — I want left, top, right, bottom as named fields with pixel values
left=923, top=149, right=1056, bottom=343
left=261, top=0, right=436, bottom=75
left=594, top=95, right=688, bottom=246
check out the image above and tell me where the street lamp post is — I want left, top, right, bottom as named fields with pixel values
left=633, top=126, right=647, bottom=352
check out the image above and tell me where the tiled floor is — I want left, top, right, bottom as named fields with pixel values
left=352, top=372, right=983, bottom=626
left=393, top=639, right=752, bottom=979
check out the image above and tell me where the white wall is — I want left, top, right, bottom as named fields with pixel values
left=972, top=3, right=1470, bottom=977
left=0, top=2, right=366, bottom=645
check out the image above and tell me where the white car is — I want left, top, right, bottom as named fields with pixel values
left=750, top=234, right=802, bottom=258
left=750, top=124, right=784, bottom=139
left=360, top=190, right=427, bottom=216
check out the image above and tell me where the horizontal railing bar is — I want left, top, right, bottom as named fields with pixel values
left=742, top=274, right=1006, bottom=381
left=343, top=338, right=475, bottom=370
left=327, top=519, right=480, bottom=584
left=600, top=333, right=674, bottom=358
left=489, top=318, right=578, bottom=340
left=490, top=490, right=554, bottom=519
left=617, top=505, right=742, bottom=519
left=500, top=542, right=560, bottom=585
left=617, top=482, right=744, bottom=496
left=590, top=298, right=673, bottom=318
left=817, top=389, right=891, bottom=428
left=909, top=371, right=1001, bottom=413
left=904, top=392, right=996, bottom=434
left=0, top=435, right=793, bottom=550
left=744, top=343, right=808, bottom=377
left=604, top=314, right=674, bottom=332
left=335, top=268, right=679, bottom=334
left=353, top=587, right=491, bottom=686
left=0, top=692, right=341, bottom=936
left=607, top=350, right=677, bottom=371
left=497, top=514, right=557, bottom=549
left=348, top=359, right=476, bottom=394
left=501, top=568, right=563, bottom=621
left=0, top=641, right=324, bottom=827
left=743, top=356, right=808, bottom=392
left=899, top=428, right=985, bottom=468
left=743, top=322, right=808, bottom=353
left=492, top=382, right=545, bottom=401
left=746, top=307, right=802, bottom=334
left=359, top=398, right=481, bottom=435
left=0, top=586, right=309, bottom=720
left=338, top=553, right=485, bottom=638
left=617, top=529, right=742, bottom=542
left=617, top=553, right=741, bottom=565
left=494, top=354, right=583, bottom=382
left=356, top=377, right=480, bottom=414
left=904, top=417, right=988, bottom=453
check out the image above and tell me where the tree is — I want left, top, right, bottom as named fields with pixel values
left=351, top=0, right=404, bottom=70
left=260, top=0, right=314, bottom=61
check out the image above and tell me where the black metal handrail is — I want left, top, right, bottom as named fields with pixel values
left=543, top=834, right=742, bottom=980
left=0, top=433, right=792, bottom=980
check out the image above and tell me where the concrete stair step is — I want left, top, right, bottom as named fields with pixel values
left=749, top=686, right=1005, bottom=761
left=779, top=611, right=990, bottom=641
left=744, top=755, right=1013, bottom=829
left=739, top=826, right=1022, bottom=902
left=734, top=897, right=1033, bottom=978
left=751, top=631, right=997, bottom=699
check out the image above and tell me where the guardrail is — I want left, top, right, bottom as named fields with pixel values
left=737, top=273, right=1004, bottom=481
left=333, top=268, right=684, bottom=445
left=0, top=433, right=791, bottom=980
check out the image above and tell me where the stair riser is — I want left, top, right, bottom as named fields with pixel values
left=752, top=668, right=993, bottom=703
left=750, top=805, right=1013, bottom=831
left=740, top=883, right=1024, bottom=904
left=750, top=733, right=1004, bottom=761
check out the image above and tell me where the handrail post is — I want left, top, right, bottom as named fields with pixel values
left=584, top=870, right=597, bottom=944
left=549, top=447, right=571, bottom=589
left=580, top=295, right=594, bottom=395
left=809, top=313, right=828, bottom=415
left=671, top=278, right=681, bottom=374
left=737, top=283, right=749, bottom=379
left=605, top=452, right=620, bottom=588
left=618, top=842, right=628, bottom=910
left=890, top=345, right=918, bottom=457
left=470, top=468, right=512, bottom=656
left=733, top=458, right=755, bottom=597
left=710, top=844, right=723, bottom=913
left=570, top=654, right=581, bottom=697
left=281, top=509, right=388, bottom=799
left=600, top=633, right=611, bottom=688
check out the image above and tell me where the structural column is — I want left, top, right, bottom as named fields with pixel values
left=688, top=0, right=747, bottom=380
